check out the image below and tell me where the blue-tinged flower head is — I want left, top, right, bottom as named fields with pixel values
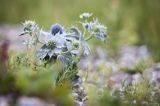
left=50, top=24, right=63, bottom=35
left=85, top=19, right=108, bottom=42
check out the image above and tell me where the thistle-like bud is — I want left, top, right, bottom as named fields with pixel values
left=50, top=24, right=63, bottom=35
left=79, top=12, right=93, bottom=19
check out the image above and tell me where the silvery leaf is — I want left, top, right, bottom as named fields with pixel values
left=70, top=26, right=82, bottom=39
left=37, top=48, right=49, bottom=60
left=48, top=50, right=55, bottom=58
left=82, top=42, right=91, bottom=56
left=71, top=49, right=80, bottom=55
left=54, top=48, right=62, bottom=54
left=38, top=30, right=51, bottom=44
left=57, top=54, right=72, bottom=67
left=95, top=33, right=108, bottom=42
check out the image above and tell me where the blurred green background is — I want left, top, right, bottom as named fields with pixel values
left=0, top=0, right=160, bottom=61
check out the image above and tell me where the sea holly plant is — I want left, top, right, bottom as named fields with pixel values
left=19, top=12, right=108, bottom=101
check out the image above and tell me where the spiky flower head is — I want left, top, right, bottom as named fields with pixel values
left=20, top=20, right=39, bottom=36
left=79, top=12, right=93, bottom=19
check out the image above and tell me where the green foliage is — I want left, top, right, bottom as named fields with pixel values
left=0, top=74, right=16, bottom=95
left=99, top=91, right=122, bottom=106
left=0, top=52, right=74, bottom=105
left=119, top=81, right=160, bottom=106
left=8, top=52, right=59, bottom=95
left=122, top=60, right=153, bottom=74
left=85, top=80, right=160, bottom=106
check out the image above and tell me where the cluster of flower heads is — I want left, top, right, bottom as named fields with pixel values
left=20, top=13, right=108, bottom=68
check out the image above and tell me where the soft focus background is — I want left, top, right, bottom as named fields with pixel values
left=0, top=0, right=160, bottom=106
left=0, top=0, right=160, bottom=61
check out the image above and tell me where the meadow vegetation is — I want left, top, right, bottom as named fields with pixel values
left=0, top=0, right=160, bottom=106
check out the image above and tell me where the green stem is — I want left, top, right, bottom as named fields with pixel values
left=83, top=19, right=88, bottom=37
left=85, top=35, right=93, bottom=41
